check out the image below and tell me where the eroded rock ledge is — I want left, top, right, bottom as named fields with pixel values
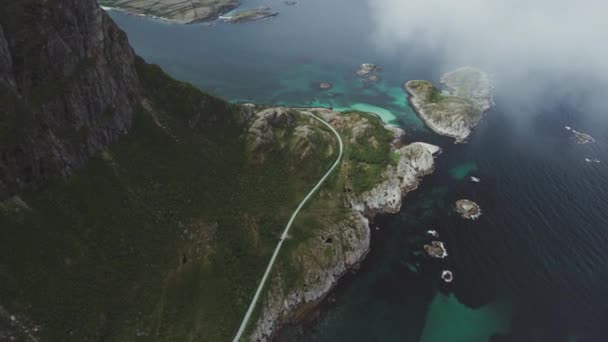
left=247, top=107, right=440, bottom=341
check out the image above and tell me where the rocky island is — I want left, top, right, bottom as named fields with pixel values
left=565, top=126, right=595, bottom=144
left=98, top=0, right=240, bottom=23
left=405, top=67, right=493, bottom=143
left=424, top=241, right=448, bottom=259
left=455, top=199, right=482, bottom=219
left=222, top=6, right=278, bottom=23
left=356, top=63, right=382, bottom=84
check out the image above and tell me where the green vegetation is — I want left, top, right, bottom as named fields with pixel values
left=342, top=112, right=395, bottom=193
left=0, top=59, right=338, bottom=341
left=248, top=110, right=400, bottom=334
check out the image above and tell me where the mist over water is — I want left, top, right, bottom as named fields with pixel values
left=108, top=0, right=608, bottom=340
left=367, top=0, right=608, bottom=118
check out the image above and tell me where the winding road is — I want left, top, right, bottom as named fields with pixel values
left=232, top=112, right=343, bottom=342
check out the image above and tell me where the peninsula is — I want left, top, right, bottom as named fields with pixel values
left=405, top=67, right=493, bottom=143
left=246, top=108, right=440, bottom=341
left=98, top=0, right=240, bottom=23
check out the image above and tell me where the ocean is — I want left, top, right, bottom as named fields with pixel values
left=108, top=1, right=608, bottom=340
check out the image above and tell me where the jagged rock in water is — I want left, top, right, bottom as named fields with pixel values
left=455, top=199, right=482, bottom=219
left=424, top=241, right=448, bottom=259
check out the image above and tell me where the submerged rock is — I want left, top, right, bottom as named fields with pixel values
left=455, top=199, right=482, bottom=219
left=405, top=67, right=493, bottom=143
left=318, top=82, right=333, bottom=90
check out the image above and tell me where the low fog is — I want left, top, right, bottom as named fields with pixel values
left=367, top=0, right=608, bottom=116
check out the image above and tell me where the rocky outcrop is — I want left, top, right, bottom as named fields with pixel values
left=99, top=0, right=240, bottom=23
left=248, top=110, right=440, bottom=341
left=250, top=211, right=371, bottom=341
left=0, top=0, right=142, bottom=200
left=424, top=241, right=448, bottom=259
left=455, top=199, right=482, bottom=219
left=405, top=67, right=493, bottom=143
left=348, top=142, right=439, bottom=216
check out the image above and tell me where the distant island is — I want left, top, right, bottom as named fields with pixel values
left=405, top=67, right=493, bottom=143
left=98, top=0, right=240, bottom=23
left=221, top=6, right=279, bottom=23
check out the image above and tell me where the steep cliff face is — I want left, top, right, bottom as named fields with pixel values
left=0, top=0, right=141, bottom=199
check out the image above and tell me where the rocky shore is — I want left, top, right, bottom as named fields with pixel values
left=247, top=108, right=440, bottom=341
left=98, top=0, right=240, bottom=23
left=405, top=67, right=493, bottom=143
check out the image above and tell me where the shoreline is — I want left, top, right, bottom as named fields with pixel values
left=273, top=177, right=439, bottom=340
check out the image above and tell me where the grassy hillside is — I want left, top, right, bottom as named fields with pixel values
left=0, top=59, right=338, bottom=341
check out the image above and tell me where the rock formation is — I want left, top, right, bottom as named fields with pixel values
left=424, top=241, right=448, bottom=259
left=455, top=199, right=482, bottom=219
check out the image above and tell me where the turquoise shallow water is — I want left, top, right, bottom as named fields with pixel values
left=449, top=162, right=478, bottom=180
left=420, top=293, right=511, bottom=342
left=109, top=1, right=608, bottom=340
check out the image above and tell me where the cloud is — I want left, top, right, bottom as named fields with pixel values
left=367, top=0, right=608, bottom=111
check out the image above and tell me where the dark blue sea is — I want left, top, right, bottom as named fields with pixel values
left=108, top=1, right=608, bottom=340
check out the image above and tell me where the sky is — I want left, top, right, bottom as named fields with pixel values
left=367, top=0, right=608, bottom=115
